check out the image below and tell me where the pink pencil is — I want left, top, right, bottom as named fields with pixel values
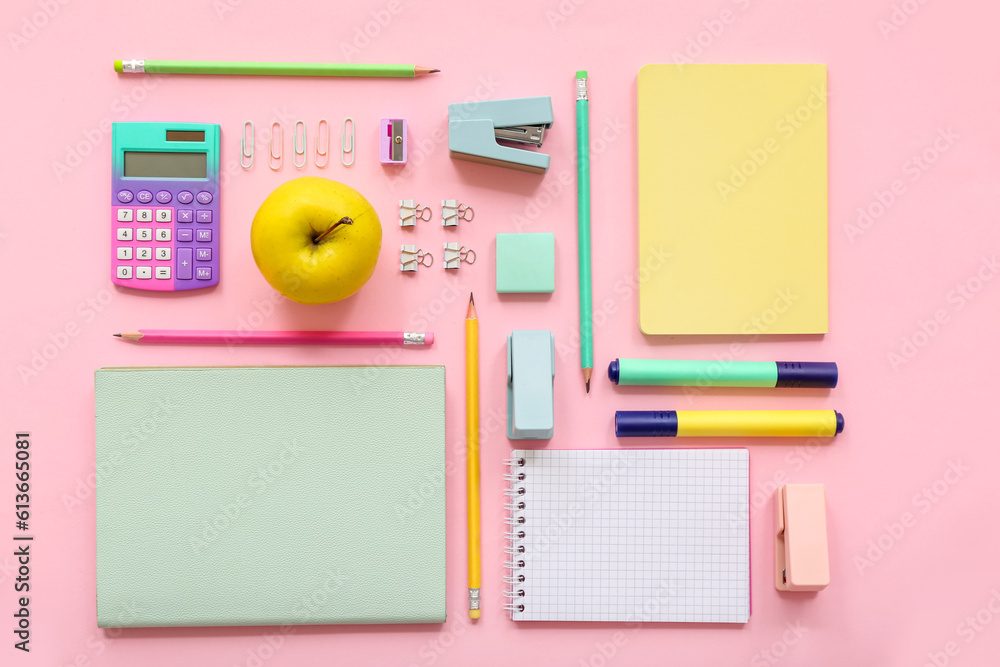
left=113, top=329, right=433, bottom=346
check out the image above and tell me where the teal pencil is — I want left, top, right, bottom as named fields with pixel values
left=576, top=71, right=594, bottom=392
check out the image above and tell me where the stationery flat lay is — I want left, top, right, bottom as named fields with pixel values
left=9, top=1, right=1000, bottom=663
left=96, top=56, right=839, bottom=632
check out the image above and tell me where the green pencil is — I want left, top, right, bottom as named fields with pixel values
left=113, top=60, right=439, bottom=78
left=576, top=70, right=594, bottom=392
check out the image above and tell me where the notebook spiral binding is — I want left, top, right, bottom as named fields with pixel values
left=502, top=456, right=527, bottom=614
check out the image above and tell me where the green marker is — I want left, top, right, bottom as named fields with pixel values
left=576, top=70, right=593, bottom=392
left=114, top=60, right=439, bottom=78
left=608, top=359, right=839, bottom=388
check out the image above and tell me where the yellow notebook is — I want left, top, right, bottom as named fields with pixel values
left=637, top=64, right=828, bottom=335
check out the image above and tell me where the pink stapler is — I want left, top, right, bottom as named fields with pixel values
left=775, top=483, right=830, bottom=591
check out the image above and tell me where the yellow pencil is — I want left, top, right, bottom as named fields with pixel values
left=466, top=293, right=482, bottom=619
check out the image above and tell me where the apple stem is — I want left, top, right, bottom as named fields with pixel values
left=312, top=216, right=353, bottom=244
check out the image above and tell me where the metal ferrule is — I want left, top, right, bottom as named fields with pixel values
left=403, top=332, right=426, bottom=345
left=121, top=59, right=145, bottom=74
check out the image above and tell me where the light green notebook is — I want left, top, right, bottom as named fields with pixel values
left=95, top=366, right=446, bottom=627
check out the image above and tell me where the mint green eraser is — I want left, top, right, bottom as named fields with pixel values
left=496, top=233, right=555, bottom=293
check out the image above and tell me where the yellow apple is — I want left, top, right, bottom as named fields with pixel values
left=251, top=177, right=382, bottom=305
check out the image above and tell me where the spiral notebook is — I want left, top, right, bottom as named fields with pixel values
left=504, top=449, right=750, bottom=623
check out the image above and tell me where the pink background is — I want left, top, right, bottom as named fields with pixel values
left=2, top=0, right=999, bottom=664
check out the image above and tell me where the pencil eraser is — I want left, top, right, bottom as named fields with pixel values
left=424, top=332, right=434, bottom=346
left=576, top=70, right=588, bottom=78
left=114, top=60, right=123, bottom=73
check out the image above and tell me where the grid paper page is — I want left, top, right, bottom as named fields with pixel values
left=508, top=449, right=749, bottom=623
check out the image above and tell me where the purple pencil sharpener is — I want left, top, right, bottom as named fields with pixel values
left=380, top=118, right=407, bottom=165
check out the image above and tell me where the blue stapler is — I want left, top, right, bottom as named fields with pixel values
left=449, top=97, right=553, bottom=174
left=507, top=330, right=555, bottom=439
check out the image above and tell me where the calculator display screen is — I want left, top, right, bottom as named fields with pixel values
left=166, top=130, right=205, bottom=142
left=124, top=151, right=207, bottom=178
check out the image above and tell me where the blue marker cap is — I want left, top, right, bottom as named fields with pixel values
left=615, top=410, right=678, bottom=437
left=608, top=359, right=620, bottom=384
left=775, top=362, right=838, bottom=389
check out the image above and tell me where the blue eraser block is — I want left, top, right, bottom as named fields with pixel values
left=496, top=233, right=555, bottom=294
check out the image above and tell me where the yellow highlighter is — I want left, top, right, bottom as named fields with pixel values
left=615, top=410, right=844, bottom=438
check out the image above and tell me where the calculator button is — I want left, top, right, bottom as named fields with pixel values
left=117, top=208, right=133, bottom=222
left=137, top=190, right=153, bottom=204
left=155, top=208, right=172, bottom=223
left=136, top=228, right=152, bottom=241
left=196, top=191, right=213, bottom=205
left=177, top=248, right=193, bottom=279
left=196, top=229, right=212, bottom=242
left=156, top=247, right=171, bottom=260
left=196, top=210, right=213, bottom=223
left=136, top=247, right=152, bottom=261
left=155, top=190, right=172, bottom=204
left=136, top=208, right=153, bottom=223
left=117, top=247, right=133, bottom=260
left=155, top=266, right=171, bottom=280
left=117, top=228, right=133, bottom=241
left=196, top=248, right=212, bottom=261
left=156, top=228, right=171, bottom=242
left=196, top=266, right=213, bottom=281
left=116, top=266, right=133, bottom=279
left=177, top=190, right=194, bottom=204
left=177, top=209, right=194, bottom=223
left=177, top=228, right=194, bottom=243
left=136, top=266, right=152, bottom=280
left=117, top=190, right=134, bottom=204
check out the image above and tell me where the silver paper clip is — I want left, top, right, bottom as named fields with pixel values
left=293, top=120, right=307, bottom=169
left=401, top=245, right=434, bottom=272
left=443, top=243, right=476, bottom=269
left=399, top=200, right=432, bottom=227
left=240, top=121, right=254, bottom=169
left=442, top=199, right=475, bottom=227
left=342, top=118, right=355, bottom=166
left=316, top=119, right=329, bottom=168
left=269, top=121, right=283, bottom=170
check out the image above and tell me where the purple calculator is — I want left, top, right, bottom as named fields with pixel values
left=111, top=122, right=220, bottom=291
